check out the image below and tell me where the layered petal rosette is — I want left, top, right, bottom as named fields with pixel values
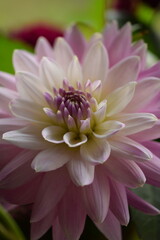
left=0, top=22, right=160, bottom=240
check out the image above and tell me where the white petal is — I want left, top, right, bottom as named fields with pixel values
left=110, top=136, right=153, bottom=161
left=117, top=113, right=157, bottom=136
left=93, top=120, right=125, bottom=138
left=16, top=71, right=45, bottom=104
left=102, top=56, right=139, bottom=97
left=35, top=37, right=54, bottom=60
left=42, top=126, right=66, bottom=143
left=39, top=57, right=64, bottom=90
left=13, top=50, right=38, bottom=75
left=63, top=132, right=87, bottom=147
left=93, top=100, right=107, bottom=123
left=83, top=169, right=110, bottom=223
left=54, top=37, right=74, bottom=73
left=125, top=77, right=160, bottom=112
left=80, top=138, right=111, bottom=164
left=31, top=145, right=70, bottom=172
left=107, top=82, right=136, bottom=116
left=3, top=126, right=49, bottom=150
left=0, top=72, right=16, bottom=90
left=0, top=87, right=17, bottom=112
left=10, top=98, right=49, bottom=124
left=83, top=41, right=109, bottom=82
left=67, top=153, right=95, bottom=186
left=67, top=56, right=83, bottom=86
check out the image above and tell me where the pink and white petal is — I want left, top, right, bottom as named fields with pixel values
left=39, top=57, right=64, bottom=90
left=31, top=210, right=56, bottom=240
left=54, top=37, right=74, bottom=73
left=138, top=155, right=160, bottom=187
left=83, top=168, right=110, bottom=223
left=59, top=184, right=86, bottom=240
left=0, top=157, right=36, bottom=189
left=131, top=41, right=147, bottom=71
left=65, top=25, right=86, bottom=61
left=127, top=189, right=160, bottom=215
left=125, top=78, right=160, bottom=112
left=3, top=126, right=49, bottom=150
left=108, top=23, right=132, bottom=66
left=110, top=136, right=153, bottom=161
left=0, top=72, right=16, bottom=90
left=63, top=132, right=87, bottom=147
left=2, top=176, right=42, bottom=205
left=31, top=145, right=70, bottom=172
left=93, top=120, right=124, bottom=138
left=117, top=113, right=157, bottom=136
left=143, top=141, right=160, bottom=158
left=96, top=210, right=122, bottom=240
left=0, top=144, right=21, bottom=169
left=67, top=153, right=95, bottom=186
left=0, top=117, right=27, bottom=136
left=52, top=218, right=67, bottom=240
left=67, top=56, right=83, bottom=86
left=103, top=21, right=118, bottom=50
left=131, top=120, right=160, bottom=142
left=0, top=150, right=37, bottom=182
left=93, top=101, right=107, bottom=124
left=31, top=168, right=70, bottom=222
left=16, top=72, right=45, bottom=104
left=105, top=156, right=146, bottom=188
left=35, top=37, right=54, bottom=61
left=13, top=50, right=38, bottom=75
left=107, top=82, right=136, bottom=117
left=139, top=62, right=160, bottom=79
left=83, top=41, right=109, bottom=82
left=10, top=98, right=49, bottom=123
left=42, top=126, right=66, bottom=144
left=80, top=138, right=111, bottom=164
left=0, top=87, right=18, bottom=112
left=102, top=56, right=139, bottom=97
left=109, top=179, right=129, bottom=226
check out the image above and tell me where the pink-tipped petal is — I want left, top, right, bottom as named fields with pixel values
left=35, top=37, right=54, bottom=61
left=0, top=72, right=16, bottom=90
left=96, top=210, right=122, bottom=240
left=127, top=189, right=160, bottom=215
left=83, top=168, right=110, bottom=223
left=59, top=184, right=86, bottom=240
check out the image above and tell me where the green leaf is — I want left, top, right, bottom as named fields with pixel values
left=0, top=205, right=25, bottom=240
left=131, top=185, right=160, bottom=240
left=0, top=36, right=32, bottom=74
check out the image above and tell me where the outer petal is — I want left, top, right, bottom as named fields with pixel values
left=80, top=138, right=111, bottom=164
left=82, top=168, right=110, bottom=223
left=31, top=169, right=70, bottom=222
left=65, top=25, right=86, bottom=61
left=96, top=210, right=122, bottom=240
left=105, top=156, right=146, bottom=188
left=127, top=189, right=160, bottom=215
left=54, top=37, right=74, bottom=73
left=35, top=37, right=54, bottom=61
left=103, top=21, right=118, bottom=49
left=67, top=152, right=95, bottom=186
left=102, top=56, right=139, bottom=97
left=59, top=184, right=86, bottom=240
left=0, top=72, right=16, bottom=90
left=106, top=82, right=136, bottom=117
left=52, top=218, right=67, bottom=240
left=83, top=41, right=109, bottom=82
left=110, top=136, right=153, bottom=161
left=13, top=50, right=38, bottom=75
left=125, top=78, right=160, bottom=112
left=109, top=179, right=129, bottom=226
left=117, top=113, right=157, bottom=136
left=31, top=145, right=70, bottom=172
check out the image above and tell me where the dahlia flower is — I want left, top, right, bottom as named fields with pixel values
left=0, top=22, right=160, bottom=240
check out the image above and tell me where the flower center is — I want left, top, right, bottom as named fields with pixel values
left=44, top=86, right=91, bottom=129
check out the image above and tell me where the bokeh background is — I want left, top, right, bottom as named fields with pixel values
left=0, top=0, right=160, bottom=240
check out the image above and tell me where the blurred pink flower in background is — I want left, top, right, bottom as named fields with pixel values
left=9, top=23, right=63, bottom=47
left=0, top=22, right=160, bottom=240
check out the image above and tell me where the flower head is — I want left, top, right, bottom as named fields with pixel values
left=0, top=22, right=160, bottom=240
